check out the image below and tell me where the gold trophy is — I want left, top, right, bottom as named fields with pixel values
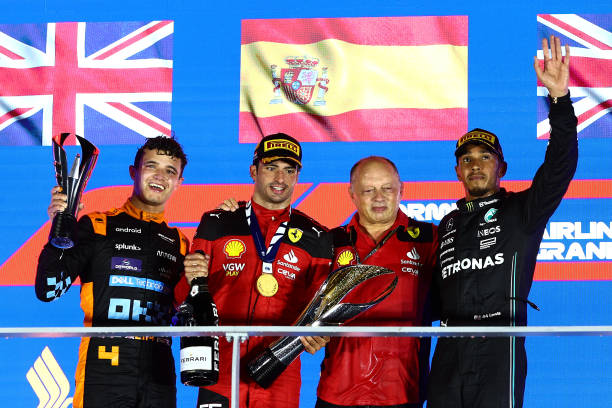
left=247, top=264, right=397, bottom=388
left=49, top=133, right=99, bottom=249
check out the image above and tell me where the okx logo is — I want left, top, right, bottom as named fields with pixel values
left=27, top=346, right=73, bottom=408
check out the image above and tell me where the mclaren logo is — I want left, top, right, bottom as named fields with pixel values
left=288, top=228, right=303, bottom=243
left=27, top=346, right=73, bottom=408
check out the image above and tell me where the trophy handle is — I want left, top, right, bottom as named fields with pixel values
left=246, top=335, right=304, bottom=389
left=49, top=212, right=78, bottom=249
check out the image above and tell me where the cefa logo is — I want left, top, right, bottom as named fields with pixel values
left=27, top=346, right=73, bottom=408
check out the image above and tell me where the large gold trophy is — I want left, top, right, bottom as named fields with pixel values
left=247, top=264, right=397, bottom=388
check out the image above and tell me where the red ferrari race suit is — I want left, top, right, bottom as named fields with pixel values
left=428, top=94, right=578, bottom=408
left=316, top=210, right=438, bottom=408
left=177, top=200, right=333, bottom=408
left=35, top=200, right=189, bottom=408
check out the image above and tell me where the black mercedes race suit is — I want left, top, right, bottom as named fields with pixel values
left=428, top=94, right=578, bottom=408
left=35, top=200, right=189, bottom=408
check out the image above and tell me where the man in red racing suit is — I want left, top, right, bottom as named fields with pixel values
left=180, top=133, right=333, bottom=408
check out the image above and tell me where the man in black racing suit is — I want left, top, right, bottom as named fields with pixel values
left=35, top=136, right=189, bottom=408
left=428, top=36, right=578, bottom=408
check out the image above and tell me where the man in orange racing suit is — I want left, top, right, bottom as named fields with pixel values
left=36, top=136, right=189, bottom=408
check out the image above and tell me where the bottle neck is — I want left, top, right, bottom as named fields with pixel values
left=191, top=276, right=209, bottom=288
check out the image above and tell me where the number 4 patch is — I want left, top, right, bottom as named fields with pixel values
left=98, top=346, right=119, bottom=366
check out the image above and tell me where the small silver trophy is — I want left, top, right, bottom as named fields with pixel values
left=49, top=133, right=99, bottom=249
left=247, top=264, right=397, bottom=388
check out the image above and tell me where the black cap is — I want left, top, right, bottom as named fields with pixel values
left=455, top=128, right=504, bottom=161
left=253, top=133, right=302, bottom=168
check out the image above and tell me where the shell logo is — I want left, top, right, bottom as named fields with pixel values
left=224, top=239, right=246, bottom=258
left=336, top=250, right=354, bottom=266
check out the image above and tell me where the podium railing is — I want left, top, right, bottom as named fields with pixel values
left=5, top=325, right=612, bottom=408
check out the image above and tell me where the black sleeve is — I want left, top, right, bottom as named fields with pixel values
left=35, top=215, right=97, bottom=302
left=429, top=263, right=441, bottom=323
left=523, top=93, right=578, bottom=231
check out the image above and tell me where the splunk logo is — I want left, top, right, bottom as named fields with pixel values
left=400, top=202, right=457, bottom=222
left=115, top=243, right=141, bottom=251
left=27, top=346, right=73, bottom=408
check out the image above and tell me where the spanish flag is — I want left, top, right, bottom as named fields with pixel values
left=239, top=16, right=467, bottom=142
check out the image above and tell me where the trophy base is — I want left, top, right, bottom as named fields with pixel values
left=50, top=236, right=74, bottom=249
left=49, top=212, right=77, bottom=249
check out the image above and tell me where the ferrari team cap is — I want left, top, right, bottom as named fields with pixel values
left=455, top=128, right=504, bottom=161
left=253, top=133, right=302, bottom=168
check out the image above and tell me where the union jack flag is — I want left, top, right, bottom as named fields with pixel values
left=0, top=21, right=173, bottom=146
left=537, top=14, right=612, bottom=139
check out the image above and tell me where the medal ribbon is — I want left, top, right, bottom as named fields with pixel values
left=353, top=226, right=400, bottom=264
left=245, top=201, right=288, bottom=269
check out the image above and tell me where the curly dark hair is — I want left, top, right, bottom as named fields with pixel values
left=133, top=136, right=187, bottom=175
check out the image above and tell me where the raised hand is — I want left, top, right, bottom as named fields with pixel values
left=48, top=186, right=68, bottom=219
left=534, top=35, right=570, bottom=98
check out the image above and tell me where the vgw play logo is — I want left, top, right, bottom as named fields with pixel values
left=26, top=347, right=73, bottom=407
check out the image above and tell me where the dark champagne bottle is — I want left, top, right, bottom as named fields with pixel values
left=179, top=276, right=219, bottom=386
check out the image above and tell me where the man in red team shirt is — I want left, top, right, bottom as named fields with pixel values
left=316, top=156, right=438, bottom=408
left=180, top=133, right=333, bottom=408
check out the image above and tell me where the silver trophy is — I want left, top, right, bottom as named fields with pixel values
left=49, top=133, right=99, bottom=249
left=247, top=264, right=397, bottom=388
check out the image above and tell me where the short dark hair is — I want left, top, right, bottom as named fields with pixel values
left=133, top=136, right=187, bottom=175
left=349, top=156, right=400, bottom=184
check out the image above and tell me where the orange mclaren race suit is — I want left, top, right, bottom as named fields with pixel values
left=35, top=200, right=189, bottom=408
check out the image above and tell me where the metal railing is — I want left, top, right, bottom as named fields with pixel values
left=5, top=325, right=612, bottom=408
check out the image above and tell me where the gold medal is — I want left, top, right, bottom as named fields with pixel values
left=256, top=274, right=278, bottom=297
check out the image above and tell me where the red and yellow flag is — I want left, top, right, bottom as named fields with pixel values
left=239, top=16, right=467, bottom=142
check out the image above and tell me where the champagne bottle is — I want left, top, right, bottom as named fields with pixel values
left=179, top=276, right=219, bottom=386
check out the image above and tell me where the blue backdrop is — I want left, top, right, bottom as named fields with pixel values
left=1, top=1, right=611, bottom=407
